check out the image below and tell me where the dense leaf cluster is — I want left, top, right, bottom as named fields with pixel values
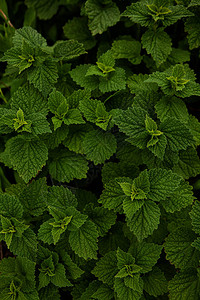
left=0, top=0, right=200, bottom=299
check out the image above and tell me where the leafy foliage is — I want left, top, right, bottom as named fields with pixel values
left=0, top=0, right=200, bottom=299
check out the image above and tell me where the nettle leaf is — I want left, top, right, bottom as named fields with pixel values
left=69, top=220, right=99, bottom=260
left=63, top=17, right=96, bottom=50
left=127, top=200, right=161, bottom=241
left=85, top=0, right=120, bottom=35
left=70, top=64, right=99, bottom=90
left=83, top=129, right=117, bottom=165
left=129, top=241, right=162, bottom=273
left=48, top=148, right=88, bottom=182
left=5, top=136, right=48, bottom=183
left=99, top=177, right=132, bottom=212
left=173, top=147, right=200, bottom=179
left=155, top=96, right=189, bottom=123
left=12, top=26, right=47, bottom=48
left=148, top=168, right=182, bottom=202
left=114, top=107, right=148, bottom=148
left=53, top=40, right=87, bottom=61
left=143, top=266, right=168, bottom=297
left=84, top=205, right=116, bottom=237
left=142, top=28, right=172, bottom=65
left=92, top=251, right=118, bottom=286
left=111, top=39, right=141, bottom=62
left=164, top=226, right=200, bottom=269
left=185, top=16, right=200, bottom=50
left=146, top=64, right=200, bottom=97
left=190, top=201, right=200, bottom=234
left=19, top=177, right=47, bottom=217
left=169, top=269, right=200, bottom=300
left=114, top=277, right=143, bottom=300
left=28, top=58, right=58, bottom=97
left=25, top=0, right=59, bottom=20
left=0, top=193, right=23, bottom=219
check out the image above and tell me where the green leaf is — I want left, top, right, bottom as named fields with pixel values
left=190, top=201, right=200, bottom=234
left=28, top=59, right=58, bottom=97
left=164, top=226, right=200, bottom=269
left=92, top=251, right=118, bottom=286
left=161, top=181, right=195, bottom=213
left=63, top=124, right=92, bottom=154
left=38, top=219, right=54, bottom=245
left=63, top=17, right=96, bottom=50
left=54, top=40, right=86, bottom=61
left=148, top=168, right=182, bottom=202
left=160, top=118, right=194, bottom=151
left=114, top=277, right=143, bottom=300
left=85, top=0, right=120, bottom=36
left=169, top=269, right=200, bottom=300
left=83, top=129, right=117, bottom=165
left=155, top=96, right=189, bottom=123
left=129, top=241, right=162, bottom=273
left=173, top=148, right=200, bottom=179
left=12, top=26, right=47, bottom=48
left=142, top=28, right=172, bottom=65
left=70, top=64, right=99, bottom=90
left=114, top=107, right=148, bottom=148
left=6, top=136, right=48, bottom=183
left=0, top=193, right=23, bottom=219
left=99, top=67, right=126, bottom=93
left=25, top=0, right=59, bottom=20
left=122, top=2, right=152, bottom=27
left=143, top=266, right=168, bottom=297
left=92, top=283, right=114, bottom=300
left=11, top=85, right=48, bottom=115
left=111, top=39, right=141, bottom=61
left=10, top=228, right=37, bottom=260
left=185, top=16, right=200, bottom=50
left=85, top=206, right=116, bottom=237
left=19, top=178, right=47, bottom=217
left=99, top=177, right=132, bottom=212
left=49, top=148, right=88, bottom=182
left=47, top=185, right=77, bottom=208
left=69, top=220, right=98, bottom=260
left=127, top=200, right=161, bottom=241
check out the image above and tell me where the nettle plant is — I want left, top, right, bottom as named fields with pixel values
left=0, top=0, right=200, bottom=299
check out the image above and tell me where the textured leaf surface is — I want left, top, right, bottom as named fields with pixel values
left=69, top=220, right=98, bottom=260
left=164, top=227, right=200, bottom=269
left=7, top=136, right=48, bottom=183
left=142, top=28, right=172, bottom=65
left=83, top=129, right=117, bottom=165
left=169, top=269, right=200, bottom=300
left=127, top=200, right=161, bottom=241
left=49, top=148, right=88, bottom=182
left=143, top=267, right=168, bottom=297
left=92, top=251, right=118, bottom=286
left=85, top=0, right=120, bottom=35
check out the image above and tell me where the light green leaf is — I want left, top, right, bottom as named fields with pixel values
left=12, top=26, right=47, bottom=48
